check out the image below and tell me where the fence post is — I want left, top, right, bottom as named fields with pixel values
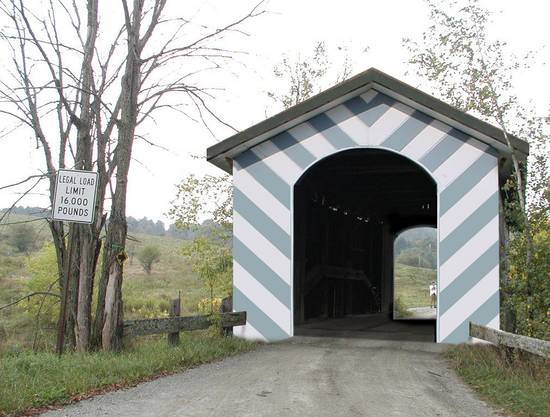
left=220, top=295, right=233, bottom=336
left=168, top=297, right=181, bottom=345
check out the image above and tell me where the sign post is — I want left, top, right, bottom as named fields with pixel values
left=52, top=169, right=98, bottom=224
left=53, top=169, right=98, bottom=355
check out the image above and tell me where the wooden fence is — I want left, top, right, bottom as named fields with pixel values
left=470, top=322, right=550, bottom=359
left=122, top=311, right=246, bottom=344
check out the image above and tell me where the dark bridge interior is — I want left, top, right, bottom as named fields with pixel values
left=293, top=149, right=437, bottom=338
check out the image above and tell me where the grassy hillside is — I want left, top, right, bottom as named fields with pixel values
left=394, top=262, right=436, bottom=309
left=0, top=215, right=204, bottom=353
left=123, top=233, right=204, bottom=319
left=0, top=215, right=51, bottom=351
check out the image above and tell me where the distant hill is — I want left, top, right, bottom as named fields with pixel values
left=394, top=227, right=437, bottom=269
left=1, top=206, right=215, bottom=240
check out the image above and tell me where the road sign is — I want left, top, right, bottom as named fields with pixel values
left=52, top=169, right=98, bottom=224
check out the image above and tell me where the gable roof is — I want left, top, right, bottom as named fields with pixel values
left=207, top=67, right=529, bottom=173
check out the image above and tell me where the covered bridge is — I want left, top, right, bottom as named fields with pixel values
left=207, top=68, right=529, bottom=343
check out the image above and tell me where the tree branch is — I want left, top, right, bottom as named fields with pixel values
left=0, top=292, right=60, bottom=312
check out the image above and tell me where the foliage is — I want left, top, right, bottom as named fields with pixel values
left=168, top=173, right=233, bottom=239
left=169, top=174, right=233, bottom=312
left=268, top=41, right=362, bottom=111
left=181, top=237, right=232, bottom=314
left=445, top=344, right=550, bottom=417
left=393, top=296, right=412, bottom=319
left=8, top=224, right=39, bottom=254
left=506, top=224, right=550, bottom=339
left=124, top=298, right=169, bottom=319
left=23, top=244, right=60, bottom=326
left=197, top=297, right=222, bottom=315
left=404, top=0, right=549, bottom=212
left=404, top=0, right=549, bottom=337
left=0, top=228, right=204, bottom=352
left=0, top=334, right=257, bottom=415
left=137, top=245, right=161, bottom=275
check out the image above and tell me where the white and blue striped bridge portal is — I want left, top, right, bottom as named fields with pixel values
left=207, top=68, right=529, bottom=344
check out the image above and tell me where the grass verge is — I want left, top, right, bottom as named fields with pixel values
left=0, top=333, right=257, bottom=416
left=445, top=344, right=550, bottom=417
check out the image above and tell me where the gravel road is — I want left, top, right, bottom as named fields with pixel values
left=41, top=322, right=499, bottom=417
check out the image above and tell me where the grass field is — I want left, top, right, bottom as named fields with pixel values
left=394, top=262, right=436, bottom=317
left=445, top=344, right=550, bottom=417
left=0, top=215, right=256, bottom=416
left=0, top=215, right=205, bottom=353
left=123, top=233, right=205, bottom=319
left=0, top=334, right=256, bottom=416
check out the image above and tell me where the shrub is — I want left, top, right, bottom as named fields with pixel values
left=9, top=224, right=38, bottom=254
left=393, top=296, right=412, bottom=319
left=137, top=245, right=161, bottom=274
left=23, top=244, right=60, bottom=325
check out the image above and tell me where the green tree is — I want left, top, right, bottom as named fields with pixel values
left=404, top=0, right=549, bottom=336
left=9, top=224, right=38, bottom=254
left=169, top=174, right=232, bottom=238
left=137, top=245, right=161, bottom=275
left=24, top=244, right=60, bottom=324
left=181, top=237, right=232, bottom=313
left=169, top=174, right=233, bottom=312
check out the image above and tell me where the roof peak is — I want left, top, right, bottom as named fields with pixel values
left=207, top=67, right=528, bottom=173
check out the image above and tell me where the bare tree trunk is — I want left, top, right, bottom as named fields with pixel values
left=97, top=0, right=143, bottom=350
left=71, top=0, right=99, bottom=352
left=2, top=0, right=262, bottom=352
left=499, top=189, right=515, bottom=332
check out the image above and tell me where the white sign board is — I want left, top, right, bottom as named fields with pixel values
left=52, top=169, right=98, bottom=224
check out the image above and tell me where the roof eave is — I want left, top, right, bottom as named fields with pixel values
left=207, top=68, right=529, bottom=174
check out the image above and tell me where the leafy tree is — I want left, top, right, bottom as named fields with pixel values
left=404, top=0, right=549, bottom=336
left=137, top=245, right=161, bottom=275
left=169, top=173, right=233, bottom=241
left=169, top=174, right=232, bottom=311
left=24, top=244, right=60, bottom=324
left=507, top=224, right=550, bottom=339
left=9, top=224, right=38, bottom=254
left=181, top=237, right=232, bottom=313
left=23, top=244, right=61, bottom=349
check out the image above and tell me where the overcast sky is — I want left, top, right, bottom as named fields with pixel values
left=0, top=0, right=548, bottom=225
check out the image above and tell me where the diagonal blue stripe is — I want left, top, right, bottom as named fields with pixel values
left=308, top=114, right=357, bottom=149
left=382, top=110, right=433, bottom=151
left=308, top=112, right=337, bottom=131
left=439, top=241, right=499, bottom=314
left=234, top=151, right=291, bottom=209
left=233, top=287, right=289, bottom=340
left=233, top=188, right=291, bottom=258
left=440, top=152, right=496, bottom=216
left=343, top=93, right=396, bottom=126
left=442, top=291, right=499, bottom=343
left=233, top=237, right=291, bottom=308
left=236, top=148, right=262, bottom=169
left=440, top=192, right=499, bottom=264
left=272, top=131, right=316, bottom=170
left=420, top=128, right=467, bottom=172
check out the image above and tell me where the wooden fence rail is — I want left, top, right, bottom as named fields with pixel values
left=123, top=311, right=246, bottom=338
left=470, top=322, right=550, bottom=359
